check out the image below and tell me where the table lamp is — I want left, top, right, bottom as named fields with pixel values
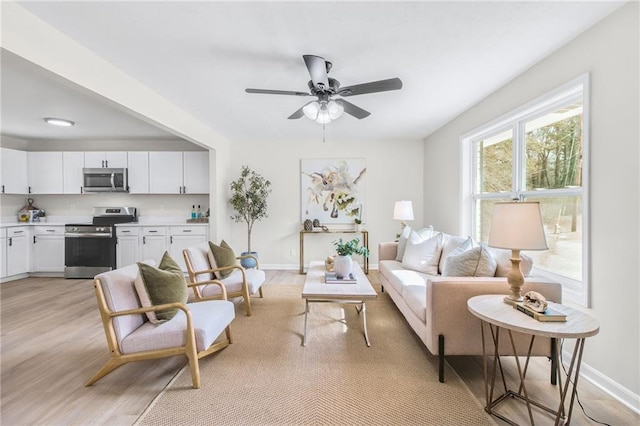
left=393, top=200, right=414, bottom=237
left=488, top=201, right=548, bottom=304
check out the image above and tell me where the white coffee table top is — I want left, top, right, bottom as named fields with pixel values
left=302, top=261, right=377, bottom=300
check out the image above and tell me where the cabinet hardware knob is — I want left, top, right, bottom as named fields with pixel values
left=143, top=236, right=146, bottom=244
left=33, top=236, right=37, bottom=244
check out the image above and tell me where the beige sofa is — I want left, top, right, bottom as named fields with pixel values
left=378, top=236, right=562, bottom=382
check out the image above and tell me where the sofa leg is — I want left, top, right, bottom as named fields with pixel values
left=438, top=334, right=445, bottom=383
left=550, top=338, right=558, bottom=385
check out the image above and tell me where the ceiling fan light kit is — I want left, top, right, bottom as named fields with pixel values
left=246, top=54, right=402, bottom=125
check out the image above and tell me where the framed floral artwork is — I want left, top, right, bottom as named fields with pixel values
left=301, top=158, right=366, bottom=225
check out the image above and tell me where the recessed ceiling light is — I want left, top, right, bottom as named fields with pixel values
left=44, top=117, right=75, bottom=127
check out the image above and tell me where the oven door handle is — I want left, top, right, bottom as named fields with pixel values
left=65, top=233, right=112, bottom=238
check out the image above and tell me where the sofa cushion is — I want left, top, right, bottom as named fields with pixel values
left=487, top=246, right=534, bottom=277
left=438, top=234, right=471, bottom=274
left=135, top=252, right=188, bottom=324
left=403, top=284, right=427, bottom=322
left=442, top=245, right=497, bottom=277
left=402, top=232, right=443, bottom=275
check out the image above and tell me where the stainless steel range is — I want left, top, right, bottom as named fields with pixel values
left=64, top=207, right=137, bottom=278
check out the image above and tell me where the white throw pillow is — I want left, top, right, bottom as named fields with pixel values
left=439, top=235, right=473, bottom=274
left=395, top=225, right=412, bottom=261
left=486, top=246, right=534, bottom=277
left=442, top=245, right=497, bottom=277
left=441, top=237, right=473, bottom=272
left=401, top=232, right=443, bottom=275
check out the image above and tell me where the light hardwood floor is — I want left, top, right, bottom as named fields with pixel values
left=1, top=270, right=637, bottom=425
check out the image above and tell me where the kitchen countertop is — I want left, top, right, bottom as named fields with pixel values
left=0, top=217, right=210, bottom=228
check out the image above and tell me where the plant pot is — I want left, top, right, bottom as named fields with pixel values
left=334, top=255, right=353, bottom=278
left=240, top=251, right=258, bottom=269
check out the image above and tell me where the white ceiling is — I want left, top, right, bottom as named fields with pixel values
left=2, top=1, right=625, bottom=145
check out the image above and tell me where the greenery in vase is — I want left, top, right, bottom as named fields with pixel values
left=229, top=165, right=272, bottom=253
left=333, top=237, right=369, bottom=257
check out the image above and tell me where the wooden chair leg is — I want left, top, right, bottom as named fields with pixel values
left=84, top=357, right=126, bottom=387
left=258, top=287, right=264, bottom=298
left=225, top=325, right=232, bottom=344
left=243, top=285, right=252, bottom=316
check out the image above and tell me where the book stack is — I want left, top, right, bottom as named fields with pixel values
left=324, top=272, right=357, bottom=284
left=514, top=302, right=567, bottom=322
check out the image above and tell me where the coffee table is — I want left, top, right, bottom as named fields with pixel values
left=302, top=261, right=377, bottom=347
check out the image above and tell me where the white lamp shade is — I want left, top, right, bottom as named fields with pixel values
left=393, top=200, right=414, bottom=221
left=303, top=102, right=320, bottom=120
left=315, top=104, right=331, bottom=124
left=327, top=100, right=344, bottom=119
left=488, top=201, right=548, bottom=250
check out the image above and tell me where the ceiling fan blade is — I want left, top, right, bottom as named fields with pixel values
left=339, top=99, right=371, bottom=119
left=246, top=88, right=310, bottom=96
left=303, top=55, right=330, bottom=91
left=288, top=106, right=306, bottom=119
left=338, top=77, right=403, bottom=97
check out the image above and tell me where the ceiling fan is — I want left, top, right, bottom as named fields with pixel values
left=245, top=55, right=402, bottom=123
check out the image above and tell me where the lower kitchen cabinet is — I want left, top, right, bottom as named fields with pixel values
left=169, top=226, right=208, bottom=272
left=6, top=226, right=29, bottom=277
left=141, top=227, right=167, bottom=265
left=116, top=227, right=141, bottom=268
left=0, top=229, right=6, bottom=278
left=31, top=226, right=65, bottom=273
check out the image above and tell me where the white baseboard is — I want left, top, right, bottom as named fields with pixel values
left=562, top=350, right=640, bottom=415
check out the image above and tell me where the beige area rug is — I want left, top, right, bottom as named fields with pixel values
left=136, top=284, right=495, bottom=426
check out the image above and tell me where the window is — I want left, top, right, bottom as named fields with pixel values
left=461, top=75, right=589, bottom=306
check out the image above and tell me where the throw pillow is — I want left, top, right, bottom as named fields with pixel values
left=135, top=252, right=188, bottom=324
left=486, top=246, right=534, bottom=277
left=209, top=240, right=236, bottom=279
left=441, top=236, right=473, bottom=272
left=395, top=225, right=412, bottom=261
left=396, top=226, right=433, bottom=261
left=438, top=234, right=473, bottom=274
left=442, top=245, right=497, bottom=277
left=401, top=232, right=443, bottom=275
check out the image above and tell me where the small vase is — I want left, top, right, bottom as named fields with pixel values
left=241, top=251, right=258, bottom=269
left=334, top=255, right=353, bottom=278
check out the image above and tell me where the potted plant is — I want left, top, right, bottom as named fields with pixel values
left=229, top=165, right=272, bottom=268
left=332, top=237, right=370, bottom=278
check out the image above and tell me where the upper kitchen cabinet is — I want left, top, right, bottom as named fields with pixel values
left=84, top=152, right=127, bottom=168
left=148, top=151, right=209, bottom=194
left=1, top=148, right=28, bottom=194
left=183, top=151, right=210, bottom=194
left=127, top=152, right=150, bottom=194
left=63, top=152, right=85, bottom=194
left=28, top=152, right=64, bottom=194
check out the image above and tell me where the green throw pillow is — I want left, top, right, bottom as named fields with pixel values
left=209, top=240, right=236, bottom=279
left=137, top=252, right=188, bottom=323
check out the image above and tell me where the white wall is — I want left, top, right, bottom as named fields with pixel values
left=224, top=138, right=424, bottom=268
left=423, top=3, right=639, bottom=406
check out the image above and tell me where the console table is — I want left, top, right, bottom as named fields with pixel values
left=299, top=229, right=369, bottom=274
left=467, top=295, right=599, bottom=425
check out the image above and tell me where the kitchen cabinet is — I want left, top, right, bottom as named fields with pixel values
left=6, top=226, right=29, bottom=277
left=116, top=227, right=141, bottom=268
left=0, top=229, right=6, bottom=278
left=148, top=151, right=209, bottom=194
left=169, top=226, right=209, bottom=272
left=183, top=151, right=209, bottom=194
left=31, top=226, right=64, bottom=272
left=1, top=148, right=28, bottom=194
left=141, top=227, right=167, bottom=264
left=127, top=152, right=150, bottom=194
left=28, top=152, right=64, bottom=194
left=84, top=152, right=127, bottom=168
left=63, top=152, right=85, bottom=194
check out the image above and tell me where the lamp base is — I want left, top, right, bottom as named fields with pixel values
left=503, top=295, right=523, bottom=305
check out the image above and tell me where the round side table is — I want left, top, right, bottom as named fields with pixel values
left=467, top=294, right=599, bottom=425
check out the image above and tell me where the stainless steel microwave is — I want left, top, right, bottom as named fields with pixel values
left=83, top=168, right=129, bottom=192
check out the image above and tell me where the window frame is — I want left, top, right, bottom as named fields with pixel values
left=460, top=74, right=590, bottom=307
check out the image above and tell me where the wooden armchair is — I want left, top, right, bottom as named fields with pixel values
left=183, top=242, right=265, bottom=316
left=85, top=261, right=234, bottom=389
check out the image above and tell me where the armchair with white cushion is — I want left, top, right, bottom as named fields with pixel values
left=183, top=242, right=266, bottom=316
